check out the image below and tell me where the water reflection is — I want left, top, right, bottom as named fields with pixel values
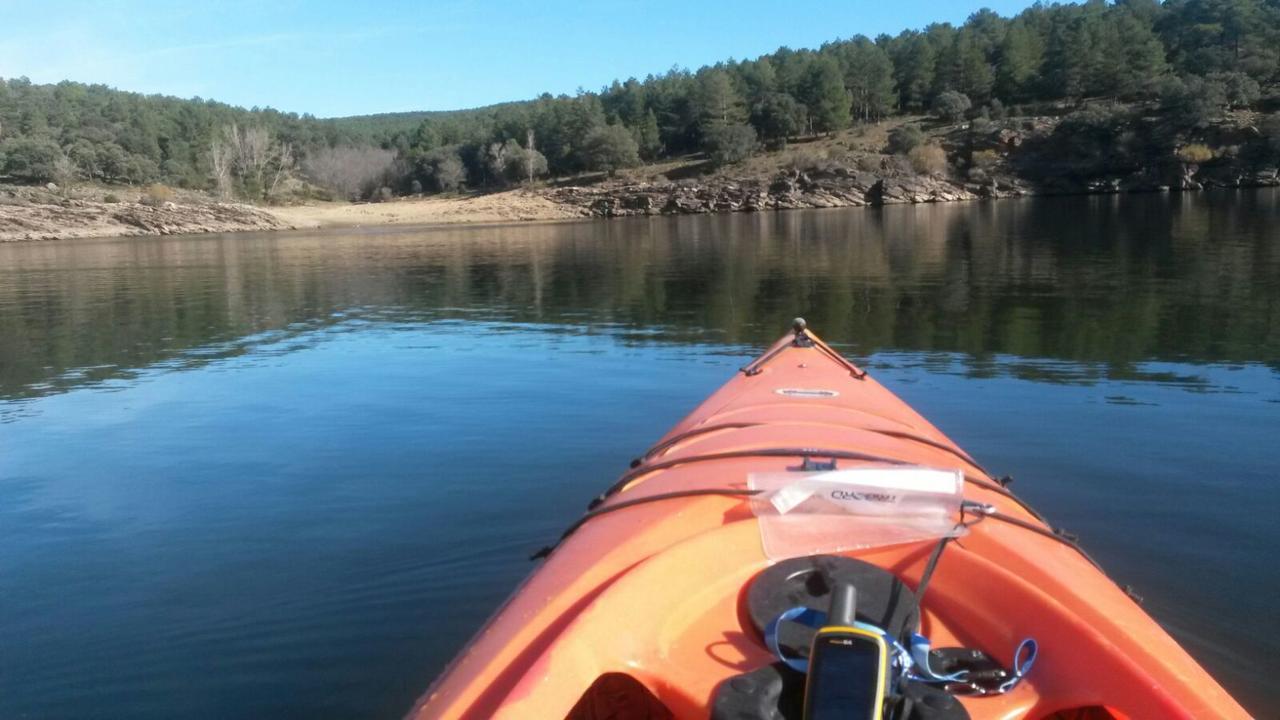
left=1, top=192, right=1278, bottom=717
left=2, top=190, right=1276, bottom=402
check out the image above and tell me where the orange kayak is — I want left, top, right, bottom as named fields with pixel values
left=410, top=322, right=1249, bottom=720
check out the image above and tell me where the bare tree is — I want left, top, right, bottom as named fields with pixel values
left=52, top=152, right=75, bottom=186
left=235, top=125, right=273, bottom=194
left=267, top=142, right=294, bottom=200
left=301, top=145, right=396, bottom=200
left=524, top=129, right=543, bottom=184
left=209, top=132, right=234, bottom=198
left=208, top=123, right=295, bottom=201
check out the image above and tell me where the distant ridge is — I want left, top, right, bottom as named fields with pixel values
left=326, top=101, right=527, bottom=138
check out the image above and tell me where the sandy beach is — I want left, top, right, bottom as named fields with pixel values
left=268, top=189, right=586, bottom=230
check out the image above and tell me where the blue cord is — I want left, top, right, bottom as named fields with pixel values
left=764, top=606, right=1036, bottom=695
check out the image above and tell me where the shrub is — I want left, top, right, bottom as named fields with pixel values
left=784, top=148, right=829, bottom=173
left=435, top=159, right=466, bottom=192
left=705, top=123, right=759, bottom=167
left=66, top=139, right=100, bottom=180
left=125, top=157, right=161, bottom=185
left=415, top=146, right=467, bottom=192
left=932, top=91, right=972, bottom=122
left=750, top=92, right=805, bottom=148
left=1210, top=72, right=1261, bottom=109
left=96, top=143, right=130, bottom=181
left=103, top=193, right=121, bottom=204
left=968, top=149, right=1000, bottom=181
left=887, top=125, right=924, bottom=154
left=482, top=140, right=520, bottom=186
left=1039, top=105, right=1137, bottom=177
left=302, top=145, right=397, bottom=201
left=0, top=136, right=66, bottom=183
left=971, top=149, right=1000, bottom=170
left=1264, top=114, right=1280, bottom=157
left=855, top=154, right=884, bottom=173
left=1176, top=144, right=1215, bottom=164
left=582, top=124, right=640, bottom=176
left=503, top=144, right=548, bottom=185
left=140, top=183, right=174, bottom=207
left=1160, top=76, right=1227, bottom=129
left=908, top=144, right=948, bottom=175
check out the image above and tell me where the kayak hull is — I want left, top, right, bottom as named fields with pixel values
left=410, top=327, right=1249, bottom=719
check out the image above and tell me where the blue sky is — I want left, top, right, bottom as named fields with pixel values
left=1, top=0, right=1038, bottom=118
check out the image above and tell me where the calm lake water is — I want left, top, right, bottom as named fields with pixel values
left=1, top=191, right=1277, bottom=718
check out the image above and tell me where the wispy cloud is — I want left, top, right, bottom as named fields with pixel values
left=138, top=25, right=410, bottom=59
left=138, top=33, right=303, bottom=59
left=0, top=24, right=142, bottom=87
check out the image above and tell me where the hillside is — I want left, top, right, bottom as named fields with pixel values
left=2, top=0, right=1280, bottom=240
left=325, top=111, right=433, bottom=138
left=544, top=109, right=1280, bottom=217
left=325, top=101, right=527, bottom=145
left=6, top=103, right=1280, bottom=242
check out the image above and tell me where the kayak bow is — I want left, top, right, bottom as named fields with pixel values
left=410, top=321, right=1249, bottom=720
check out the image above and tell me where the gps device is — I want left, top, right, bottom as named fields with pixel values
left=802, top=584, right=888, bottom=720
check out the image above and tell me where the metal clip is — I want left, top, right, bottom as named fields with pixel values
left=797, top=456, right=837, bottom=472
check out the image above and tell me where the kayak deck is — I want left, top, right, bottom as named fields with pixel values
left=410, top=325, right=1248, bottom=719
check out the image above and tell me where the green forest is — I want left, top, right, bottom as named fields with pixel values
left=2, top=0, right=1278, bottom=201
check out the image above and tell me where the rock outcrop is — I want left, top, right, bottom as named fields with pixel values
left=546, top=112, right=1278, bottom=220
left=545, top=166, right=1025, bottom=219
left=0, top=186, right=291, bottom=242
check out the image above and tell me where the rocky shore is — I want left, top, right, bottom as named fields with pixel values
left=546, top=169, right=995, bottom=218
left=544, top=162, right=1280, bottom=219
left=0, top=185, right=290, bottom=242
left=4, top=114, right=1278, bottom=241
left=545, top=116, right=1280, bottom=218
left=550, top=159, right=1280, bottom=221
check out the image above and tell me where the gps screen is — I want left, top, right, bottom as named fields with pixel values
left=804, top=633, right=884, bottom=720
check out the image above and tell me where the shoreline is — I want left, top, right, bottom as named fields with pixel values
left=3, top=176, right=1277, bottom=243
left=267, top=188, right=588, bottom=231
left=6, top=111, right=1278, bottom=243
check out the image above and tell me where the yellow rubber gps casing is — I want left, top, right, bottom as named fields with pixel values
left=800, top=618, right=888, bottom=719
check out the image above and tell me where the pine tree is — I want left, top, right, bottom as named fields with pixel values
left=1086, top=15, right=1126, bottom=97
left=996, top=22, right=1040, bottom=101
left=693, top=68, right=746, bottom=138
left=1043, top=15, right=1090, bottom=99
left=930, top=26, right=961, bottom=99
left=412, top=120, right=440, bottom=152
left=635, top=109, right=663, bottom=160
left=750, top=92, right=804, bottom=147
left=840, top=38, right=896, bottom=122
left=1116, top=11, right=1168, bottom=97
left=892, top=34, right=937, bottom=111
left=740, top=57, right=778, bottom=105
left=965, top=8, right=1008, bottom=57
left=802, top=56, right=852, bottom=133
left=773, top=49, right=814, bottom=100
left=644, top=67, right=698, bottom=155
left=600, top=82, right=632, bottom=128
left=954, top=33, right=995, bottom=103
